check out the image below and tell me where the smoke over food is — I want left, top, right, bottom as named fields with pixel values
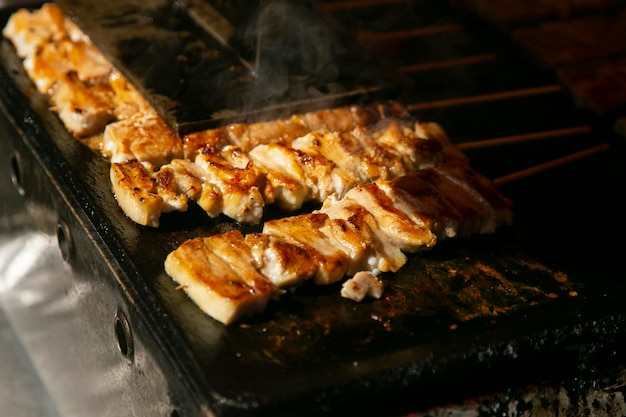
left=244, top=1, right=395, bottom=109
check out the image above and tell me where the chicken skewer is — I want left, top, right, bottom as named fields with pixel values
left=3, top=4, right=157, bottom=138
left=181, top=101, right=414, bottom=156
left=110, top=115, right=446, bottom=226
left=165, top=158, right=513, bottom=325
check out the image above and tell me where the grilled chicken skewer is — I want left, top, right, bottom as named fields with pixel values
left=110, top=116, right=446, bottom=226
left=165, top=162, right=513, bottom=325
left=3, top=4, right=156, bottom=138
left=182, top=101, right=414, bottom=156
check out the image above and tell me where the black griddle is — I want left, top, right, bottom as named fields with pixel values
left=2, top=1, right=626, bottom=416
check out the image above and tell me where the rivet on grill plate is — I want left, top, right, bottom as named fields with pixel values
left=114, top=310, right=134, bottom=360
left=56, top=221, right=73, bottom=263
left=9, top=150, right=25, bottom=196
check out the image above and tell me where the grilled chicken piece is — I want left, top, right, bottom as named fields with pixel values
left=256, top=168, right=305, bottom=210
left=301, top=106, right=363, bottom=132
left=164, top=231, right=279, bottom=325
left=291, top=130, right=385, bottom=183
left=382, top=168, right=492, bottom=239
left=435, top=163, right=514, bottom=234
left=194, top=146, right=265, bottom=224
left=319, top=199, right=407, bottom=274
left=263, top=213, right=353, bottom=285
left=109, top=72, right=156, bottom=121
left=58, top=41, right=110, bottom=84
left=248, top=143, right=313, bottom=210
left=51, top=71, right=115, bottom=138
left=244, top=233, right=318, bottom=288
left=23, top=41, right=69, bottom=94
left=102, top=114, right=183, bottom=167
left=287, top=131, right=362, bottom=193
left=232, top=117, right=312, bottom=151
left=24, top=39, right=112, bottom=94
left=22, top=41, right=67, bottom=94
left=157, top=146, right=264, bottom=221
left=318, top=216, right=384, bottom=276
left=110, top=161, right=163, bottom=227
left=324, top=165, right=358, bottom=200
left=367, top=120, right=445, bottom=171
left=218, top=145, right=255, bottom=170
left=155, top=164, right=192, bottom=213
left=248, top=143, right=319, bottom=206
left=207, top=231, right=281, bottom=294
left=2, top=3, right=68, bottom=59
left=155, top=158, right=219, bottom=215
left=377, top=179, right=457, bottom=240
left=341, top=271, right=384, bottom=302
left=154, top=158, right=226, bottom=218
left=350, top=126, right=409, bottom=180
left=338, top=182, right=437, bottom=253
left=249, top=142, right=354, bottom=207
left=183, top=129, right=233, bottom=160
left=292, top=125, right=437, bottom=184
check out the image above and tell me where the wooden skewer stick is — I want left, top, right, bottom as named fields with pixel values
left=407, top=85, right=563, bottom=111
left=399, top=54, right=496, bottom=74
left=493, top=143, right=610, bottom=186
left=457, top=126, right=593, bottom=150
left=319, top=0, right=420, bottom=12
left=356, top=23, right=465, bottom=42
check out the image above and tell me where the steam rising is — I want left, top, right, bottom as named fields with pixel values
left=240, top=0, right=395, bottom=117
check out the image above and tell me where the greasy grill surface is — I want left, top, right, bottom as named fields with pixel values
left=2, top=1, right=626, bottom=416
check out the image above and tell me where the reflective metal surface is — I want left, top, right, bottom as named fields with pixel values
left=0, top=307, right=60, bottom=417
left=0, top=112, right=61, bottom=416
